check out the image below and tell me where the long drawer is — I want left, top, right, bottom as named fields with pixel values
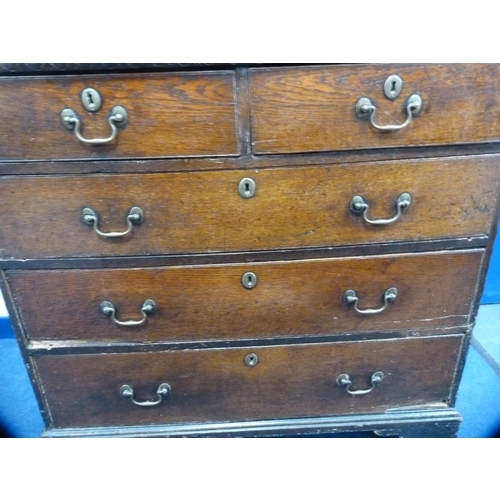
left=0, top=156, right=498, bottom=260
left=33, top=335, right=463, bottom=429
left=249, top=64, right=500, bottom=154
left=8, top=250, right=482, bottom=343
left=0, top=71, right=239, bottom=160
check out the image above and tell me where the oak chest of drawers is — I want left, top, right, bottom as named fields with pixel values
left=1, top=63, right=499, bottom=437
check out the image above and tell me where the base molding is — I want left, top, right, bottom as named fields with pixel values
left=42, top=407, right=461, bottom=438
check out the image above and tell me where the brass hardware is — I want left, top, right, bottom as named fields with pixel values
left=81, top=88, right=102, bottom=112
left=350, top=193, right=412, bottom=225
left=100, top=299, right=156, bottom=326
left=355, top=94, right=422, bottom=131
left=61, top=105, right=128, bottom=144
left=343, top=287, right=398, bottom=315
left=238, top=178, right=257, bottom=199
left=82, top=206, right=144, bottom=238
left=383, top=75, right=403, bottom=100
left=244, top=353, right=259, bottom=367
left=336, top=371, right=385, bottom=396
left=241, top=271, right=258, bottom=289
left=120, top=383, right=170, bottom=407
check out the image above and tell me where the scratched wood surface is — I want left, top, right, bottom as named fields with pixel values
left=0, top=72, right=239, bottom=160
left=33, top=335, right=463, bottom=428
left=0, top=156, right=498, bottom=259
left=249, top=64, right=500, bottom=154
left=8, top=250, right=483, bottom=342
left=2, top=64, right=499, bottom=438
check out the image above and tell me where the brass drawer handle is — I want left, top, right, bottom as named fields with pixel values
left=120, top=383, right=171, bottom=407
left=82, top=206, right=144, bottom=238
left=343, top=287, right=398, bottom=315
left=61, top=106, right=128, bottom=145
left=336, top=371, right=385, bottom=396
left=350, top=193, right=411, bottom=225
left=355, top=94, right=422, bottom=131
left=100, top=299, right=156, bottom=326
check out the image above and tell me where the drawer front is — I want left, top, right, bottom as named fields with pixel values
left=0, top=72, right=238, bottom=160
left=33, top=336, right=463, bottom=429
left=249, top=64, right=500, bottom=154
left=0, top=156, right=498, bottom=259
left=9, top=250, right=482, bottom=342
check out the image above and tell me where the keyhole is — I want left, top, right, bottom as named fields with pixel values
left=81, top=88, right=102, bottom=112
left=383, top=75, right=403, bottom=101
left=244, top=353, right=259, bottom=367
left=238, top=178, right=256, bottom=199
left=241, top=271, right=258, bottom=289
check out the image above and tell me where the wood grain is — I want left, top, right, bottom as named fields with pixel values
left=249, top=64, right=500, bottom=154
left=8, top=250, right=483, bottom=342
left=2, top=64, right=498, bottom=439
left=33, top=335, right=464, bottom=428
left=0, top=72, right=238, bottom=160
left=0, top=156, right=497, bottom=259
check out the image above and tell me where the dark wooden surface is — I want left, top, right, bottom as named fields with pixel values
left=0, top=156, right=497, bottom=260
left=2, top=64, right=499, bottom=438
left=0, top=64, right=236, bottom=74
left=0, top=72, right=239, bottom=160
left=0, top=236, right=490, bottom=270
left=33, top=335, right=463, bottom=429
left=249, top=64, right=500, bottom=154
left=8, top=250, right=483, bottom=343
left=42, top=407, right=462, bottom=438
left=3, top=145, right=500, bottom=177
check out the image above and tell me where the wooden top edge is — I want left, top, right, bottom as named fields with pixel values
left=0, top=63, right=302, bottom=76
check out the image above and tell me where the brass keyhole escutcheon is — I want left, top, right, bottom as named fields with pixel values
left=244, top=353, right=259, bottom=367
left=241, top=271, right=258, bottom=289
left=238, top=178, right=257, bottom=199
left=81, top=88, right=103, bottom=112
left=383, top=75, right=403, bottom=100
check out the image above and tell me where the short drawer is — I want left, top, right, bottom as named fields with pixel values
left=8, top=250, right=483, bottom=343
left=0, top=156, right=498, bottom=260
left=249, top=64, right=500, bottom=154
left=0, top=72, right=238, bottom=160
left=33, top=335, right=463, bottom=429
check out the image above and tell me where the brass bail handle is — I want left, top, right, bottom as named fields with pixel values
left=336, top=371, right=385, bottom=396
left=100, top=299, right=156, bottom=327
left=61, top=106, right=128, bottom=145
left=81, top=207, right=144, bottom=238
left=343, top=287, right=398, bottom=315
left=120, top=383, right=171, bottom=407
left=355, top=95, right=423, bottom=131
left=350, top=193, right=412, bottom=225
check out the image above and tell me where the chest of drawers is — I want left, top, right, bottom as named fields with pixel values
left=1, top=63, right=499, bottom=438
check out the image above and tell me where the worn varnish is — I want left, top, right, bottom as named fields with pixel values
left=0, top=156, right=498, bottom=259
left=0, top=72, right=239, bottom=160
left=249, top=64, right=500, bottom=154
left=8, top=250, right=483, bottom=342
left=33, top=335, right=463, bottom=428
left=2, top=64, right=499, bottom=438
